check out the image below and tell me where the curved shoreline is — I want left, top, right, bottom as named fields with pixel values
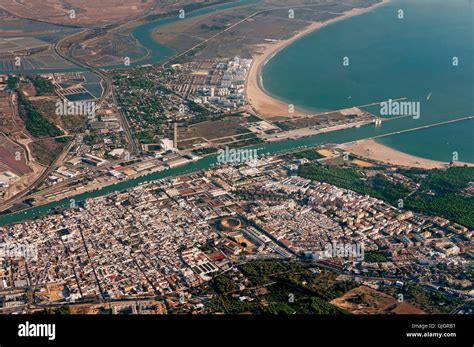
left=246, top=0, right=391, bottom=119
left=339, top=139, right=474, bottom=169
left=245, top=0, right=474, bottom=169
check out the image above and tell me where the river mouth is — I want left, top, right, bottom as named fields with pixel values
left=0, top=0, right=472, bottom=225
left=261, top=0, right=474, bottom=163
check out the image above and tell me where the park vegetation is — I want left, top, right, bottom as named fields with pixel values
left=299, top=164, right=474, bottom=229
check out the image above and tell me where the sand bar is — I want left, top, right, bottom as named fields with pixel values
left=339, top=139, right=474, bottom=169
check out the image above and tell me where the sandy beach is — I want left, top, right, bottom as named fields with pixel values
left=339, top=139, right=474, bottom=169
left=246, top=0, right=390, bottom=118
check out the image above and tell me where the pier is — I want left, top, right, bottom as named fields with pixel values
left=369, top=115, right=474, bottom=141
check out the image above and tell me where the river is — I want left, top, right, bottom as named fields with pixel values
left=0, top=0, right=472, bottom=225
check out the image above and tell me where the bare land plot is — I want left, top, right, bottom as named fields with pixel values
left=330, top=285, right=425, bottom=314
left=0, top=133, right=31, bottom=175
left=29, top=138, right=66, bottom=166
left=72, top=32, right=148, bottom=66
left=0, top=0, right=155, bottom=26
left=178, top=116, right=251, bottom=148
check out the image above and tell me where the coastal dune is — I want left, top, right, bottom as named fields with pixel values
left=246, top=0, right=391, bottom=118
left=339, top=139, right=474, bottom=169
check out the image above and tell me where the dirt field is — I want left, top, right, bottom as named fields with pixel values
left=0, top=0, right=155, bottom=26
left=0, top=0, right=229, bottom=26
left=330, top=285, right=425, bottom=314
left=179, top=116, right=250, bottom=148
left=0, top=91, right=19, bottom=134
left=29, top=138, right=66, bottom=166
left=156, top=4, right=309, bottom=61
left=0, top=92, right=33, bottom=175
left=0, top=133, right=31, bottom=175
left=73, top=32, right=149, bottom=66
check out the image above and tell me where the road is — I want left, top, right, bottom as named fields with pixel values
left=162, top=3, right=350, bottom=68
left=0, top=27, right=140, bottom=212
left=1, top=0, right=258, bottom=211
left=54, top=30, right=140, bottom=155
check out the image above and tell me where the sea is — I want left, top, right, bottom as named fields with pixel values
left=0, top=0, right=473, bottom=224
left=261, top=0, right=474, bottom=163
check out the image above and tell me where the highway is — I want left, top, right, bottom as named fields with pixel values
left=0, top=3, right=167, bottom=211
left=2, top=0, right=472, bottom=214
left=0, top=28, right=139, bottom=212
left=55, top=32, right=140, bottom=155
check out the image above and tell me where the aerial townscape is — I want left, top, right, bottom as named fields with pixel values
left=0, top=0, right=472, bottom=334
